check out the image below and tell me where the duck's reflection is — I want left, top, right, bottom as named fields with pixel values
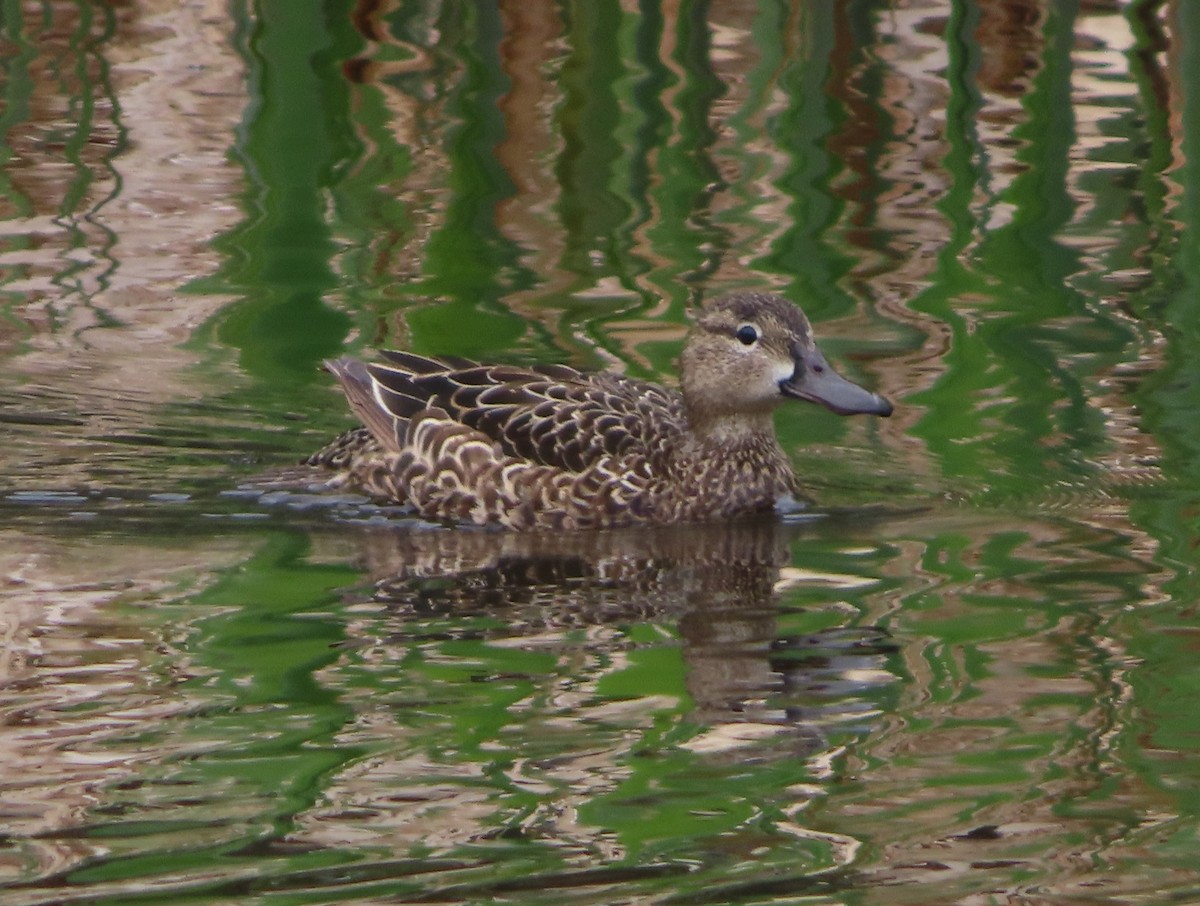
left=297, top=516, right=898, bottom=855
left=344, top=517, right=897, bottom=751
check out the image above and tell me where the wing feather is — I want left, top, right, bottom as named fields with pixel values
left=330, top=352, right=687, bottom=474
left=376, top=350, right=479, bottom=372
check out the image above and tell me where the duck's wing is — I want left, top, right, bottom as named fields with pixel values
left=331, top=352, right=686, bottom=473
left=457, top=369, right=687, bottom=473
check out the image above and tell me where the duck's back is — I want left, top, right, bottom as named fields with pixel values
left=342, top=351, right=686, bottom=469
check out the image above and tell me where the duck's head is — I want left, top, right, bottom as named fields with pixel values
left=680, top=292, right=893, bottom=429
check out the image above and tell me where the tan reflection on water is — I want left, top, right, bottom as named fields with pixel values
left=0, top=1, right=248, bottom=883
left=2, top=0, right=244, bottom=400
left=0, top=532, right=245, bottom=885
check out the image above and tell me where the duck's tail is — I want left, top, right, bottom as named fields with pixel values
left=324, top=356, right=410, bottom=453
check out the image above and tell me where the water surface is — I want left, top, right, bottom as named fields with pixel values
left=3, top=1, right=1200, bottom=903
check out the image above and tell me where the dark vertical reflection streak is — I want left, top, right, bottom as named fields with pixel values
left=760, top=1, right=841, bottom=311
left=1133, top=0, right=1200, bottom=556
left=661, top=0, right=725, bottom=296
left=555, top=1, right=629, bottom=276
left=210, top=0, right=355, bottom=385
left=0, top=0, right=40, bottom=315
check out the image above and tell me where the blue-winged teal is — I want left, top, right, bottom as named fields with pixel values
left=307, top=292, right=892, bottom=530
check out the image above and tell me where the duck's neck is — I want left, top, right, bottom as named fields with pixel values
left=685, top=406, right=779, bottom=445
left=680, top=411, right=794, bottom=481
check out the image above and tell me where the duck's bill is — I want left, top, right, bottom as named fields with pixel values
left=780, top=363, right=893, bottom=417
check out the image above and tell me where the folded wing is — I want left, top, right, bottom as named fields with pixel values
left=326, top=351, right=687, bottom=474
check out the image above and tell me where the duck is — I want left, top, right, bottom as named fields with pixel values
left=306, top=292, right=892, bottom=530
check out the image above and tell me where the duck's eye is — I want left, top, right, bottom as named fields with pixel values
left=736, top=324, right=759, bottom=346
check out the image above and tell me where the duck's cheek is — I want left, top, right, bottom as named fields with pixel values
left=771, top=360, right=797, bottom=395
left=772, top=360, right=795, bottom=382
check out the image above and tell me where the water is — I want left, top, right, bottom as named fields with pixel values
left=2, top=0, right=1199, bottom=902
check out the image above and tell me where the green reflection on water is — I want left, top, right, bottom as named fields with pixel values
left=907, top=1, right=1133, bottom=501
left=196, top=0, right=356, bottom=384
left=394, top=3, right=534, bottom=357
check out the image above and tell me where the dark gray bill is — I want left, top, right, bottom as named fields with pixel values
left=780, top=348, right=893, bottom=417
